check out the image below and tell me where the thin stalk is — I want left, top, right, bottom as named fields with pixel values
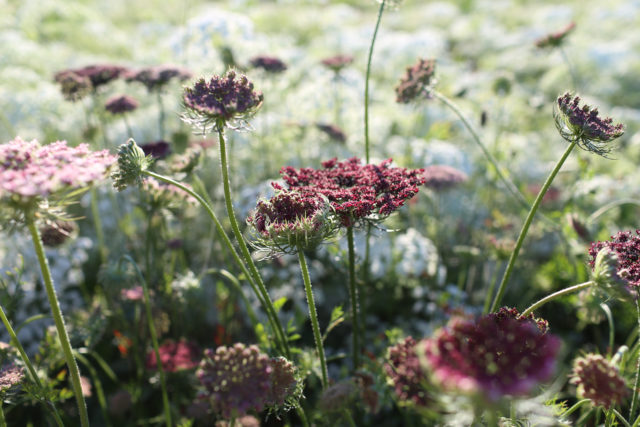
left=613, top=409, right=632, bottom=427
left=520, top=281, right=593, bottom=318
left=342, top=409, right=357, bottom=427
left=26, top=217, right=89, bottom=427
left=216, top=125, right=291, bottom=358
left=118, top=255, right=171, bottom=427
left=364, top=0, right=386, bottom=163
left=142, top=169, right=289, bottom=357
left=295, top=404, right=310, bottom=427
left=559, top=47, right=579, bottom=91
left=90, top=187, right=106, bottom=260
left=297, top=246, right=328, bottom=389
left=490, top=139, right=577, bottom=312
left=0, top=304, right=64, bottom=426
left=601, top=303, right=615, bottom=358
left=630, top=298, right=640, bottom=420
left=346, top=227, right=360, bottom=370
left=0, top=404, right=5, bottom=427
left=586, top=199, right=640, bottom=224
left=562, top=399, right=590, bottom=418
left=123, top=115, right=133, bottom=139
left=156, top=91, right=165, bottom=140
left=482, top=261, right=503, bottom=314
left=432, top=90, right=531, bottom=212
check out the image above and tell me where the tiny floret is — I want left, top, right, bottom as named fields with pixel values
left=555, top=92, right=624, bottom=156
left=111, top=139, right=153, bottom=192
left=395, top=58, right=436, bottom=104
left=570, top=354, right=627, bottom=409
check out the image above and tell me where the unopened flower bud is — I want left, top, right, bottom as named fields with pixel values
left=112, top=139, right=152, bottom=191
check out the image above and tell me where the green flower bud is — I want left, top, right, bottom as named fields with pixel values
left=111, top=139, right=153, bottom=191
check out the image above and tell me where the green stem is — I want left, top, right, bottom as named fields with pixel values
left=157, top=91, right=165, bottom=140
left=562, top=399, right=590, bottom=418
left=630, top=298, right=640, bottom=420
left=123, top=115, right=133, bottom=139
left=587, top=199, right=640, bottom=224
left=346, top=227, right=360, bottom=370
left=118, top=255, right=171, bottom=427
left=520, top=281, right=593, bottom=317
left=364, top=0, right=386, bottom=164
left=26, top=217, right=89, bottom=427
left=482, top=261, right=503, bottom=314
left=90, top=187, right=106, bottom=260
left=490, top=139, right=577, bottom=312
left=613, top=409, right=632, bottom=427
left=601, top=303, right=615, bottom=358
left=295, top=404, right=310, bottom=427
left=217, top=125, right=292, bottom=358
left=297, top=247, right=328, bottom=389
left=342, top=409, right=357, bottom=427
left=0, top=403, right=5, bottom=427
left=432, top=90, right=531, bottom=212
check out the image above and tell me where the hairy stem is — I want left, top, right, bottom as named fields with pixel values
left=519, top=281, right=593, bottom=317
left=630, top=298, right=640, bottom=420
left=347, top=227, right=360, bottom=370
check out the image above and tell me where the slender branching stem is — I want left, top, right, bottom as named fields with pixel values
left=119, top=255, right=171, bottom=427
left=26, top=216, right=89, bottom=427
left=346, top=226, right=360, bottom=370
left=519, top=281, right=593, bottom=317
left=601, top=303, right=615, bottom=357
left=90, top=187, right=106, bottom=260
left=216, top=124, right=292, bottom=358
left=630, top=298, right=640, bottom=420
left=157, top=91, right=165, bottom=140
left=364, top=0, right=386, bottom=164
left=297, top=246, right=328, bottom=389
left=490, top=140, right=577, bottom=312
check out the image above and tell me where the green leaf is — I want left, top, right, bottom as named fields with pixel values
left=273, top=297, right=288, bottom=313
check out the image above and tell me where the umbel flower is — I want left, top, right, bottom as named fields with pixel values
left=554, top=92, right=624, bottom=156
left=589, top=247, right=633, bottom=301
left=40, top=220, right=77, bottom=247
left=111, top=139, right=153, bottom=192
left=316, top=123, right=347, bottom=143
left=182, top=70, right=263, bottom=132
left=197, top=343, right=272, bottom=418
left=125, top=65, right=191, bottom=92
left=54, top=71, right=92, bottom=102
left=145, top=339, right=200, bottom=373
left=589, top=230, right=640, bottom=289
left=420, top=307, right=560, bottom=401
left=247, top=188, right=337, bottom=254
left=535, top=22, right=576, bottom=49
left=0, top=137, right=114, bottom=209
left=249, top=56, right=287, bottom=73
left=139, top=140, right=172, bottom=160
left=55, top=64, right=126, bottom=90
left=421, top=165, right=468, bottom=191
left=321, top=54, right=354, bottom=73
left=265, top=357, right=299, bottom=408
left=385, top=336, right=430, bottom=407
left=0, top=364, right=24, bottom=392
left=570, top=354, right=627, bottom=409
left=280, top=157, right=425, bottom=228
left=395, top=58, right=436, bottom=104
left=105, top=95, right=139, bottom=115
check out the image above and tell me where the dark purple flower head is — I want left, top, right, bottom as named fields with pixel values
left=105, top=95, right=139, bottom=115
left=247, top=189, right=336, bottom=254
left=197, top=343, right=272, bottom=418
left=0, top=138, right=114, bottom=206
left=570, top=354, right=627, bottom=409
left=266, top=357, right=299, bottom=408
left=139, top=140, right=171, bottom=160
left=182, top=70, right=263, bottom=132
left=535, top=22, right=575, bottom=49
left=40, top=220, right=77, bottom=247
left=421, top=307, right=560, bottom=401
left=589, top=230, right=640, bottom=291
left=146, top=339, right=200, bottom=373
left=385, top=336, right=430, bottom=407
left=56, top=64, right=126, bottom=90
left=280, top=158, right=425, bottom=228
left=555, top=92, right=624, bottom=156
left=422, top=165, right=468, bottom=191
left=54, top=71, right=92, bottom=102
left=249, top=56, right=287, bottom=73
left=125, top=65, right=192, bottom=92
left=316, top=123, right=347, bottom=143
left=0, top=364, right=24, bottom=391
left=321, top=55, right=354, bottom=73
left=395, top=58, right=436, bottom=104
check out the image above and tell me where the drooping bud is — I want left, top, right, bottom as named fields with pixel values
left=111, top=139, right=153, bottom=191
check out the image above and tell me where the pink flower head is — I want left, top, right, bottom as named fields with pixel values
left=0, top=137, right=114, bottom=204
left=421, top=307, right=560, bottom=401
left=570, top=353, right=627, bottom=409
left=125, top=65, right=192, bottom=92
left=146, top=339, right=200, bottom=373
left=0, top=364, right=24, bottom=391
left=54, top=71, right=92, bottom=102
left=589, top=230, right=640, bottom=288
left=56, top=64, right=126, bottom=90
left=120, top=286, right=144, bottom=301
left=105, top=95, right=139, bottom=115
left=422, top=165, right=468, bottom=191
left=321, top=54, right=354, bottom=73
left=280, top=157, right=425, bottom=228
left=197, top=343, right=272, bottom=418
left=385, top=336, right=430, bottom=406
left=266, top=357, right=298, bottom=407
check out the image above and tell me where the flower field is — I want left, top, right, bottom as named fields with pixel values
left=1, top=0, right=640, bottom=425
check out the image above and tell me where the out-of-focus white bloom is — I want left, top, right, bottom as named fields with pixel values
left=394, top=228, right=439, bottom=279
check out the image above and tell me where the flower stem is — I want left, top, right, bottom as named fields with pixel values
left=216, top=125, right=292, bottom=358
left=601, top=303, right=615, bottom=357
left=630, top=298, right=640, bottom=420
left=613, top=409, right=632, bottom=427
left=346, top=227, right=360, bottom=370
left=142, top=169, right=289, bottom=357
left=90, top=187, right=106, bottom=260
left=156, top=91, right=165, bottom=140
left=118, top=255, right=171, bottom=427
left=26, top=217, right=89, bottom=427
left=364, top=0, right=386, bottom=164
left=297, top=246, right=328, bottom=389
left=490, top=139, right=577, bottom=312
left=519, top=281, right=593, bottom=317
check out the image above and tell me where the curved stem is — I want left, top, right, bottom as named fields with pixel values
left=432, top=90, right=532, bottom=212
left=613, top=408, right=632, bottom=427
left=118, top=255, right=171, bottom=427
left=295, top=404, right=310, bottom=427
left=520, top=281, right=593, bottom=317
left=482, top=261, right=503, bottom=314
left=630, top=298, right=640, bottom=420
left=216, top=125, right=291, bottom=358
left=346, top=227, right=360, bottom=370
left=490, top=140, right=577, bottom=312
left=297, top=247, right=328, bottom=389
left=601, top=303, right=615, bottom=358
left=142, top=170, right=289, bottom=357
left=26, top=217, right=89, bottom=427
left=587, top=198, right=640, bottom=225
left=364, top=0, right=386, bottom=164
left=562, top=399, right=591, bottom=418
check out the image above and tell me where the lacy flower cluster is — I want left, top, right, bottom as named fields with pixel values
left=385, top=308, right=560, bottom=405
left=570, top=353, right=627, bottom=409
